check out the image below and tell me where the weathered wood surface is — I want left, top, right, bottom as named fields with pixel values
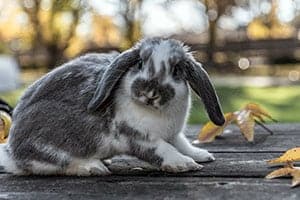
left=0, top=123, right=299, bottom=200
left=0, top=153, right=283, bottom=177
left=108, top=152, right=281, bottom=177
left=0, top=176, right=298, bottom=200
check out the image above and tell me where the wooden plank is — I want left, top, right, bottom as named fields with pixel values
left=186, top=124, right=300, bottom=152
left=0, top=123, right=298, bottom=199
left=187, top=123, right=300, bottom=135
left=0, top=176, right=297, bottom=200
left=107, top=152, right=281, bottom=177
left=0, top=153, right=283, bottom=177
left=0, top=123, right=298, bottom=175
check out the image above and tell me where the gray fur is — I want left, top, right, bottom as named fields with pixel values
left=180, top=59, right=225, bottom=125
left=9, top=53, right=117, bottom=172
left=117, top=122, right=163, bottom=166
left=157, top=61, right=167, bottom=81
left=129, top=143, right=163, bottom=167
left=87, top=48, right=140, bottom=112
left=140, top=47, right=153, bottom=61
left=147, top=58, right=155, bottom=78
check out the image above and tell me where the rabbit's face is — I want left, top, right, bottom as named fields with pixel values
left=125, top=39, right=189, bottom=110
left=88, top=37, right=224, bottom=125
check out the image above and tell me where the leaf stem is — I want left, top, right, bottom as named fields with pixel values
left=254, top=119, right=274, bottom=135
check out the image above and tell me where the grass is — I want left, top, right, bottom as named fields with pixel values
left=0, top=85, right=28, bottom=107
left=189, top=86, right=300, bottom=124
left=1, top=84, right=300, bottom=124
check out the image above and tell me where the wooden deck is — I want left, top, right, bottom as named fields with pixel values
left=0, top=123, right=299, bottom=200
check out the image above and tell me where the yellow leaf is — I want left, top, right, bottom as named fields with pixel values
left=265, top=166, right=295, bottom=179
left=268, top=147, right=300, bottom=164
left=244, top=103, right=276, bottom=122
left=235, top=110, right=255, bottom=142
left=198, top=113, right=235, bottom=143
left=0, top=121, right=4, bottom=141
left=0, top=111, right=12, bottom=143
left=291, top=169, right=300, bottom=187
left=266, top=166, right=300, bottom=187
left=251, top=112, right=265, bottom=123
left=267, top=148, right=300, bottom=187
left=197, top=102, right=275, bottom=143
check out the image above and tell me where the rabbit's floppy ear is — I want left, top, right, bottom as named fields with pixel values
left=181, top=59, right=225, bottom=126
left=88, top=48, right=140, bottom=112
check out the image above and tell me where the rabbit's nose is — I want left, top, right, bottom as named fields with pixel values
left=142, top=90, right=159, bottom=100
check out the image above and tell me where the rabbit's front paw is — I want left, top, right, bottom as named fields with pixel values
left=161, top=155, right=203, bottom=173
left=66, top=159, right=111, bottom=176
left=188, top=148, right=215, bottom=163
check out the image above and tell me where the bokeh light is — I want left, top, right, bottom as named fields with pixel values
left=288, top=70, right=300, bottom=81
left=238, top=57, right=250, bottom=70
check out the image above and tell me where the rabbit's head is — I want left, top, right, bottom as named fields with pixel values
left=88, top=38, right=225, bottom=126
left=125, top=38, right=190, bottom=111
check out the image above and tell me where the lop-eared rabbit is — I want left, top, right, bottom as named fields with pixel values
left=0, top=38, right=225, bottom=176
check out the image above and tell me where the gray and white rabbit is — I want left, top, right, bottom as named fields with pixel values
left=0, top=38, right=225, bottom=175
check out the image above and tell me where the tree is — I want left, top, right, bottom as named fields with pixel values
left=18, top=0, right=87, bottom=69
left=201, top=0, right=236, bottom=64
left=247, top=0, right=293, bottom=39
left=118, top=0, right=143, bottom=49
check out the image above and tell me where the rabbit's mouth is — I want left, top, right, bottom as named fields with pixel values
left=132, top=96, right=160, bottom=110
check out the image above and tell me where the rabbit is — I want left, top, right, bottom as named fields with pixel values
left=0, top=38, right=225, bottom=176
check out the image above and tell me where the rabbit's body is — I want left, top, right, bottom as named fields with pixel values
left=6, top=53, right=118, bottom=175
left=0, top=38, right=225, bottom=175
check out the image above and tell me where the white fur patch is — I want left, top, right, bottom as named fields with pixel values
left=152, top=41, right=173, bottom=73
left=97, top=134, right=130, bottom=157
left=154, top=139, right=202, bottom=172
left=65, top=158, right=110, bottom=176
left=0, top=144, right=20, bottom=174
left=114, top=74, right=190, bottom=142
left=173, top=134, right=215, bottom=162
left=30, top=161, right=60, bottom=175
left=155, top=140, right=184, bottom=165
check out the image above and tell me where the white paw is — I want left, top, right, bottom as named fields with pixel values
left=188, top=148, right=215, bottom=163
left=161, top=156, right=203, bottom=173
left=66, top=159, right=111, bottom=176
left=103, top=159, right=112, bottom=166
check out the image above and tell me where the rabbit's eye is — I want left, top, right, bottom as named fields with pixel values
left=132, top=60, right=143, bottom=73
left=172, top=65, right=182, bottom=81
left=172, top=67, right=179, bottom=77
left=137, top=60, right=143, bottom=70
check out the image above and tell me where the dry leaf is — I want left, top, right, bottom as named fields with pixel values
left=198, top=112, right=236, bottom=143
left=251, top=112, right=266, bottom=123
left=235, top=110, right=255, bottom=142
left=266, top=166, right=300, bottom=187
left=291, top=169, right=300, bottom=187
left=268, top=147, right=300, bottom=164
left=266, top=148, right=300, bottom=187
left=244, top=103, right=276, bottom=122
left=197, top=102, right=275, bottom=143
left=0, top=111, right=12, bottom=143
left=265, top=166, right=295, bottom=179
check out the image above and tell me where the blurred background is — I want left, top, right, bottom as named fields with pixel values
left=0, top=0, right=299, bottom=124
